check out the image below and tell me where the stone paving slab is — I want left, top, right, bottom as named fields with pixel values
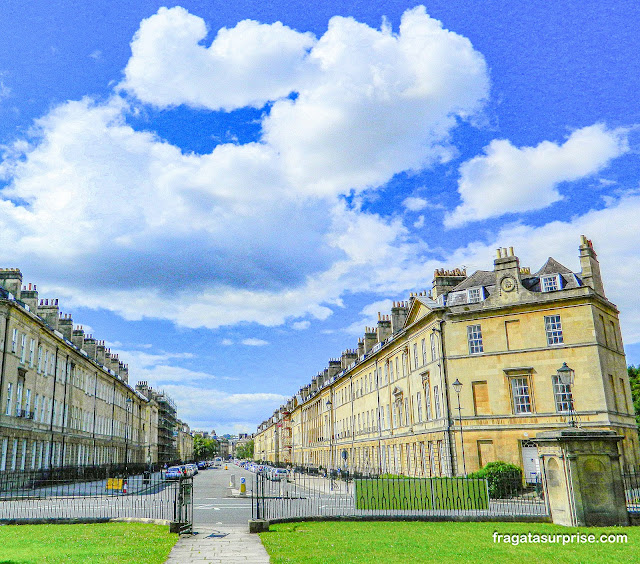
left=164, top=525, right=270, bottom=563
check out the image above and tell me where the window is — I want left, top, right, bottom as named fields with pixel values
left=20, top=334, right=26, bottom=363
left=413, top=344, right=418, bottom=369
left=11, top=329, right=17, bottom=353
left=511, top=376, right=532, bottom=414
left=421, top=339, right=427, bottom=365
left=541, top=274, right=560, bottom=292
left=29, top=339, right=35, bottom=366
left=430, top=332, right=437, bottom=360
left=434, top=385, right=441, bottom=418
left=467, top=324, right=484, bottom=354
left=0, top=438, right=7, bottom=471
left=552, top=375, right=572, bottom=413
left=5, top=383, right=12, bottom=416
left=416, top=391, right=423, bottom=422
left=467, top=287, right=482, bottom=303
left=34, top=395, right=39, bottom=422
left=404, top=398, right=410, bottom=426
left=424, top=379, right=432, bottom=420
left=37, top=346, right=42, bottom=372
left=544, top=315, right=564, bottom=345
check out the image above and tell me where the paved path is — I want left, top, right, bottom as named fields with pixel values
left=164, top=525, right=269, bottom=563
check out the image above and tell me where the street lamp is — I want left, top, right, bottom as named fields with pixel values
left=557, top=362, right=576, bottom=427
left=326, top=399, right=334, bottom=487
left=125, top=397, right=133, bottom=467
left=451, top=379, right=466, bottom=476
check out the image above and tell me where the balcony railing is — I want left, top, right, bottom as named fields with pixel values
left=15, top=409, right=34, bottom=419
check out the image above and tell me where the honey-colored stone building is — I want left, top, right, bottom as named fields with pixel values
left=0, top=269, right=179, bottom=471
left=255, top=236, right=639, bottom=480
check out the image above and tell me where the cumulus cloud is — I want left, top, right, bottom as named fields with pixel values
left=292, top=320, right=310, bottom=330
left=0, top=6, right=489, bottom=330
left=345, top=298, right=394, bottom=335
left=402, top=197, right=428, bottom=211
left=445, top=124, right=629, bottom=227
left=241, top=338, right=269, bottom=346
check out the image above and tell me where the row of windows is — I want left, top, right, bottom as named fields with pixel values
left=0, top=437, right=129, bottom=472
left=466, top=315, right=564, bottom=355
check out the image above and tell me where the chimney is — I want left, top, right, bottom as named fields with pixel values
left=376, top=313, right=392, bottom=343
left=20, top=283, right=38, bottom=312
left=327, top=358, right=342, bottom=378
left=108, top=353, right=120, bottom=375
left=96, top=341, right=106, bottom=365
left=357, top=338, right=365, bottom=358
left=341, top=349, right=358, bottom=369
left=363, top=327, right=377, bottom=353
left=38, top=298, right=60, bottom=330
left=432, top=269, right=467, bottom=300
left=83, top=335, right=97, bottom=360
left=494, top=246, right=522, bottom=300
left=579, top=235, right=605, bottom=296
left=135, top=381, right=150, bottom=399
left=118, top=362, right=129, bottom=384
left=59, top=314, right=73, bottom=341
left=71, top=326, right=85, bottom=350
left=0, top=268, right=23, bottom=299
left=391, top=301, right=410, bottom=333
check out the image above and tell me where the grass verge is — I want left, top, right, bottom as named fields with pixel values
left=260, top=521, right=638, bottom=563
left=0, top=522, right=177, bottom=564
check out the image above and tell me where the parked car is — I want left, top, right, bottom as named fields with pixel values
left=165, top=465, right=186, bottom=480
left=187, top=463, right=198, bottom=475
left=197, top=461, right=207, bottom=470
left=270, top=468, right=288, bottom=481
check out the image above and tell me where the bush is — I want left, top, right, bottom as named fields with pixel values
left=469, top=461, right=523, bottom=498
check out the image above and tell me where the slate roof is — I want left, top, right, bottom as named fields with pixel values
left=534, top=257, right=574, bottom=276
left=451, top=270, right=495, bottom=291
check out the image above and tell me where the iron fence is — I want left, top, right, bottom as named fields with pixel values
left=623, top=466, right=640, bottom=515
left=252, top=466, right=548, bottom=522
left=0, top=465, right=191, bottom=524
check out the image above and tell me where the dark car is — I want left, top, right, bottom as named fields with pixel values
left=197, top=461, right=207, bottom=470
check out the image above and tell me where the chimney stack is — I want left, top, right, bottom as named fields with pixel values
left=377, top=313, right=392, bottom=343
left=579, top=235, right=605, bottom=296
left=59, top=314, right=73, bottom=341
left=0, top=268, right=23, bottom=299
left=391, top=301, right=410, bottom=333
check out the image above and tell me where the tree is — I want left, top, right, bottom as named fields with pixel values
left=236, top=439, right=254, bottom=459
left=629, top=365, right=640, bottom=428
left=193, top=435, right=219, bottom=461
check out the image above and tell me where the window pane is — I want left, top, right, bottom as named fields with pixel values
left=511, top=377, right=531, bottom=413
left=545, top=315, right=564, bottom=345
left=467, top=324, right=484, bottom=354
left=552, top=375, right=573, bottom=412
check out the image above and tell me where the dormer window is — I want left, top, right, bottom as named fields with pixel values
left=541, top=274, right=562, bottom=292
left=467, top=287, right=482, bottom=303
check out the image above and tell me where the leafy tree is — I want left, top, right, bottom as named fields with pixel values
left=193, top=435, right=219, bottom=461
left=629, top=365, right=640, bottom=427
left=236, top=439, right=254, bottom=459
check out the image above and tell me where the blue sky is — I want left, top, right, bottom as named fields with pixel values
left=1, top=1, right=639, bottom=434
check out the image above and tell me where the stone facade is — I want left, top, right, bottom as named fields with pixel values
left=0, top=269, right=180, bottom=471
left=254, top=237, right=639, bottom=479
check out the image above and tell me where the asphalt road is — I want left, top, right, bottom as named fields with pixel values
left=192, top=464, right=255, bottom=526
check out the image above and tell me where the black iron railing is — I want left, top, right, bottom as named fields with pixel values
left=623, top=466, right=640, bottom=515
left=252, top=465, right=548, bottom=522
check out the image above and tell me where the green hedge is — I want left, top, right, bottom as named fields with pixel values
left=468, top=461, right=523, bottom=499
left=355, top=477, right=489, bottom=510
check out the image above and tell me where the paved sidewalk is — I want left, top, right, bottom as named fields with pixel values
left=164, top=525, right=270, bottom=563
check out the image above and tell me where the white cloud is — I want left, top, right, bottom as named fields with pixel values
left=123, top=7, right=314, bottom=111
left=221, top=338, right=234, bottom=346
left=345, top=298, right=394, bottom=335
left=241, top=338, right=269, bottom=346
left=413, top=215, right=425, bottom=228
left=402, top=196, right=429, bottom=211
left=445, top=124, right=629, bottom=227
left=0, top=6, right=489, bottom=332
left=292, top=320, right=310, bottom=330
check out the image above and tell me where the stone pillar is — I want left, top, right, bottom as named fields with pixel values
left=537, top=429, right=629, bottom=527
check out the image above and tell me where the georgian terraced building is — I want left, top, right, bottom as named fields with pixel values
left=254, top=237, right=639, bottom=481
left=0, top=268, right=182, bottom=472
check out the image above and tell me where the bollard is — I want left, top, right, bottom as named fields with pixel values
left=225, top=465, right=228, bottom=470
left=229, top=474, right=236, bottom=488
left=240, top=476, right=246, bottom=494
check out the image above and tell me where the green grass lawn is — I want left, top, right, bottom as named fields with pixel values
left=260, top=521, right=639, bottom=564
left=0, top=522, right=178, bottom=564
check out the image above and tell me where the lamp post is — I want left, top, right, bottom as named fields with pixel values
left=326, top=398, right=334, bottom=488
left=125, top=397, right=133, bottom=467
left=451, top=379, right=466, bottom=476
left=557, top=362, right=576, bottom=427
